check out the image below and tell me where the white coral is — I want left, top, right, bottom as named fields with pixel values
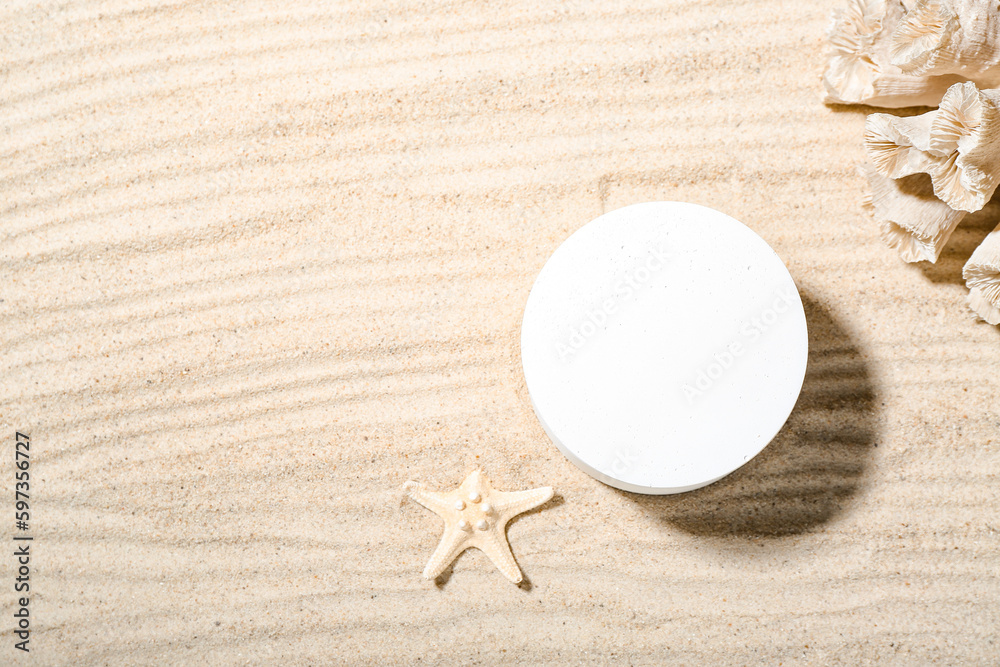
left=824, top=0, right=961, bottom=107
left=890, top=0, right=1000, bottom=88
left=860, top=165, right=968, bottom=262
left=829, top=0, right=1000, bottom=323
left=864, top=82, right=1000, bottom=212
left=963, top=224, right=1000, bottom=323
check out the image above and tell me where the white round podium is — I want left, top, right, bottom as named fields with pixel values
left=521, top=202, right=808, bottom=494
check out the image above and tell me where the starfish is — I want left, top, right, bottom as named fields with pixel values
left=404, top=470, right=553, bottom=583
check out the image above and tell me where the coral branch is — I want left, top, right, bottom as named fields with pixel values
left=824, top=0, right=963, bottom=107
left=890, top=0, right=1000, bottom=88
left=860, top=164, right=968, bottom=262
left=864, top=82, right=1000, bottom=212
left=963, top=223, right=1000, bottom=323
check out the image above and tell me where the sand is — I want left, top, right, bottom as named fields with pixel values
left=2, top=0, right=999, bottom=664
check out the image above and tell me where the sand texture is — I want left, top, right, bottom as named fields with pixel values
left=3, top=0, right=1000, bottom=664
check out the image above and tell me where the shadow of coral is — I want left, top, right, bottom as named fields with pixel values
left=616, top=292, right=879, bottom=537
left=825, top=102, right=937, bottom=116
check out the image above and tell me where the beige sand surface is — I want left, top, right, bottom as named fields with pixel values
left=2, top=0, right=1000, bottom=664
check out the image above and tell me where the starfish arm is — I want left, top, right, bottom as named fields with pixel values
left=492, top=486, right=554, bottom=522
left=474, top=527, right=523, bottom=584
left=404, top=481, right=457, bottom=518
left=422, top=527, right=470, bottom=580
